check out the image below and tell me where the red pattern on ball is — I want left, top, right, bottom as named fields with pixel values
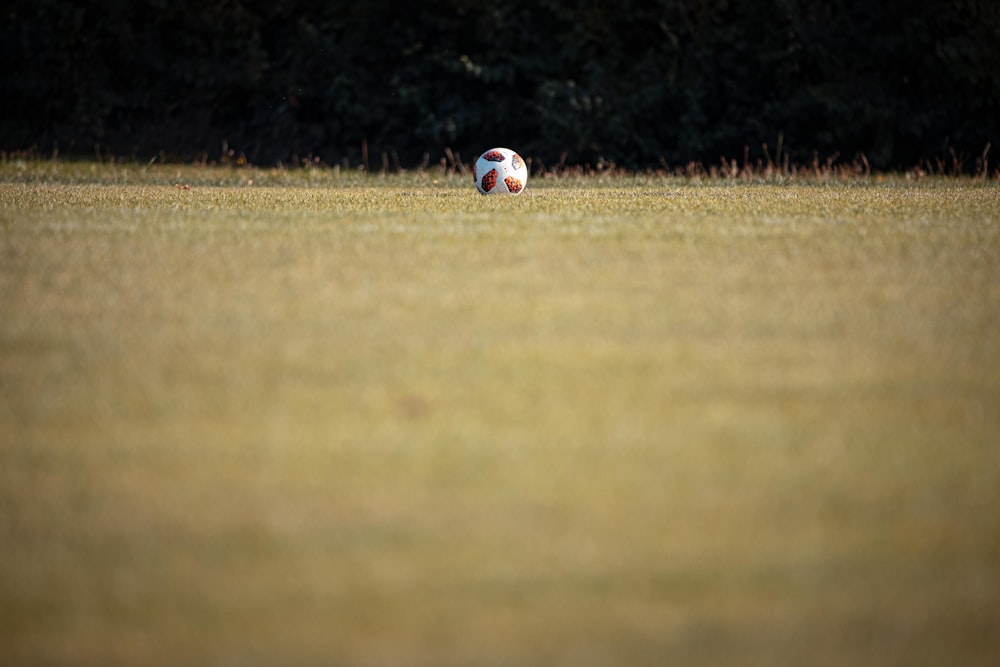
left=504, top=176, right=523, bottom=194
left=481, top=168, right=498, bottom=192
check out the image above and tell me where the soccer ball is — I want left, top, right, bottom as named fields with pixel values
left=473, top=147, right=528, bottom=195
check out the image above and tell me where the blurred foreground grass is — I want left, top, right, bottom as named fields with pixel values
left=2, top=163, right=999, bottom=665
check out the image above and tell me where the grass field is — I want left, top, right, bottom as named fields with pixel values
left=2, top=162, right=999, bottom=665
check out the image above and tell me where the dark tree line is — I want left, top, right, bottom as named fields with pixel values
left=2, top=0, right=997, bottom=171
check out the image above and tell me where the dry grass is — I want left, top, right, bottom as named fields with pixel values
left=2, top=163, right=999, bottom=665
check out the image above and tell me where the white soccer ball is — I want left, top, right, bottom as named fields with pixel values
left=473, top=147, right=528, bottom=195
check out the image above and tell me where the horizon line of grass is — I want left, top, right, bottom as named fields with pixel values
left=3, top=140, right=997, bottom=183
